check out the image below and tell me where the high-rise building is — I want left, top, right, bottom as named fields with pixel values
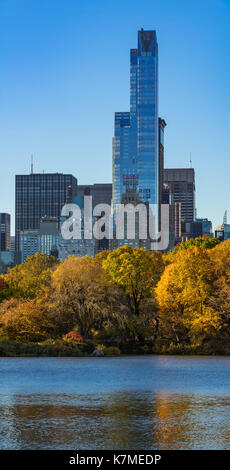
left=77, top=184, right=112, bottom=254
left=10, top=236, right=15, bottom=253
left=0, top=213, right=12, bottom=273
left=196, top=218, right=213, bottom=237
left=20, top=216, right=59, bottom=262
left=112, top=29, right=159, bottom=220
left=163, top=168, right=195, bottom=223
left=110, top=188, right=151, bottom=251
left=19, top=230, right=39, bottom=261
left=58, top=195, right=94, bottom=259
left=15, top=172, right=78, bottom=257
left=0, top=213, right=11, bottom=251
left=158, top=118, right=166, bottom=231
left=215, top=213, right=230, bottom=241
left=77, top=184, right=112, bottom=208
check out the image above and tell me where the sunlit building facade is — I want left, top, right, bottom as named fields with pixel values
left=112, top=29, right=159, bottom=218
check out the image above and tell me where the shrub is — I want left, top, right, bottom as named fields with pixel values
left=62, top=331, right=84, bottom=343
left=104, top=346, right=121, bottom=356
left=96, top=344, right=107, bottom=351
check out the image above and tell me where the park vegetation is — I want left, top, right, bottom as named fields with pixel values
left=0, top=236, right=229, bottom=356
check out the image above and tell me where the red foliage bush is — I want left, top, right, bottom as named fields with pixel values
left=0, top=279, right=7, bottom=291
left=62, top=331, right=84, bottom=343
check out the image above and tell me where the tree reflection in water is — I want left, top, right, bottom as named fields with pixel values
left=1, top=391, right=230, bottom=449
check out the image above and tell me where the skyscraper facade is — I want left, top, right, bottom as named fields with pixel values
left=163, top=168, right=195, bottom=223
left=0, top=213, right=10, bottom=251
left=112, top=29, right=159, bottom=218
left=15, top=172, right=78, bottom=255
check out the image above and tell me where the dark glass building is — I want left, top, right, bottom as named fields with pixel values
left=0, top=213, right=10, bottom=251
left=15, top=173, right=78, bottom=254
left=77, top=184, right=112, bottom=208
left=77, top=184, right=112, bottom=254
left=163, top=168, right=195, bottom=223
left=158, top=118, right=167, bottom=231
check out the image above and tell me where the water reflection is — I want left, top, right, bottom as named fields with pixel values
left=1, top=391, right=230, bottom=449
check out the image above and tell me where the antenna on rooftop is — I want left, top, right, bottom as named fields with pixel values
left=30, top=154, right=34, bottom=174
left=189, top=152, right=192, bottom=169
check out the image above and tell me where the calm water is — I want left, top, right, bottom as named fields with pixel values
left=0, top=356, right=230, bottom=449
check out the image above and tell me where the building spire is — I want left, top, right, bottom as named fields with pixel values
left=30, top=154, right=34, bottom=174
left=223, top=210, right=227, bottom=225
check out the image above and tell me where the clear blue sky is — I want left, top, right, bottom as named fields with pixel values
left=0, top=0, right=230, bottom=234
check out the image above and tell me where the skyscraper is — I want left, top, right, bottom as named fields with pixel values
left=163, top=168, right=195, bottom=223
left=112, top=29, right=159, bottom=219
left=0, top=213, right=11, bottom=251
left=15, top=172, right=78, bottom=256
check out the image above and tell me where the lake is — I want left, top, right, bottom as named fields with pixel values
left=0, top=355, right=230, bottom=449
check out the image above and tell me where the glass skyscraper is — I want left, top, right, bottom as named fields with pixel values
left=112, top=29, right=159, bottom=216
left=15, top=172, right=78, bottom=256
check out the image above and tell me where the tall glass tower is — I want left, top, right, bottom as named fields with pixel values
left=112, top=29, right=159, bottom=216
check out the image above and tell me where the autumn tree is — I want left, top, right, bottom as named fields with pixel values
left=164, top=236, right=220, bottom=266
left=103, top=246, right=164, bottom=316
left=2, top=253, right=58, bottom=299
left=0, top=298, right=56, bottom=342
left=156, top=246, right=217, bottom=347
left=52, top=256, right=118, bottom=339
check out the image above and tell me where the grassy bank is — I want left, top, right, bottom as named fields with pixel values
left=0, top=338, right=230, bottom=357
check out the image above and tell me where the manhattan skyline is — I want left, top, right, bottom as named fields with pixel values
left=0, top=0, right=230, bottom=232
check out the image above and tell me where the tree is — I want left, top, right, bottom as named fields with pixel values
left=103, top=246, right=164, bottom=316
left=0, top=298, right=55, bottom=342
left=2, top=253, right=58, bottom=299
left=164, top=237, right=220, bottom=265
left=0, top=279, right=10, bottom=303
left=52, top=256, right=116, bottom=339
left=156, top=246, right=216, bottom=346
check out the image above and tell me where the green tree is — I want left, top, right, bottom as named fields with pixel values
left=103, top=246, right=164, bottom=316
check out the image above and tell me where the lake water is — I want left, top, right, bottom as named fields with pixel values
left=0, top=355, right=230, bottom=449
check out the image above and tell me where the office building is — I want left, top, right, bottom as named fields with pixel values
left=0, top=251, right=15, bottom=274
left=163, top=168, right=195, bottom=223
left=20, top=216, right=59, bottom=262
left=181, top=221, right=203, bottom=241
left=0, top=213, right=10, bottom=252
left=38, top=216, right=59, bottom=256
left=58, top=195, right=94, bottom=259
left=15, top=172, right=78, bottom=257
left=110, top=188, right=151, bottom=251
left=20, top=230, right=39, bottom=261
left=77, top=184, right=112, bottom=208
left=77, top=184, right=112, bottom=253
left=158, top=118, right=167, bottom=230
left=196, top=218, right=213, bottom=237
left=10, top=236, right=15, bottom=253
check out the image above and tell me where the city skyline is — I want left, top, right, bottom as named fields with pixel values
left=0, top=0, right=230, bottom=232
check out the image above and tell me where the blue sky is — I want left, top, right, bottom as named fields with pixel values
left=0, top=0, right=230, bottom=233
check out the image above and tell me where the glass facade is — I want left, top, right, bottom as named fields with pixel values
left=0, top=213, right=11, bottom=251
left=112, top=30, right=159, bottom=214
left=15, top=173, right=78, bottom=254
